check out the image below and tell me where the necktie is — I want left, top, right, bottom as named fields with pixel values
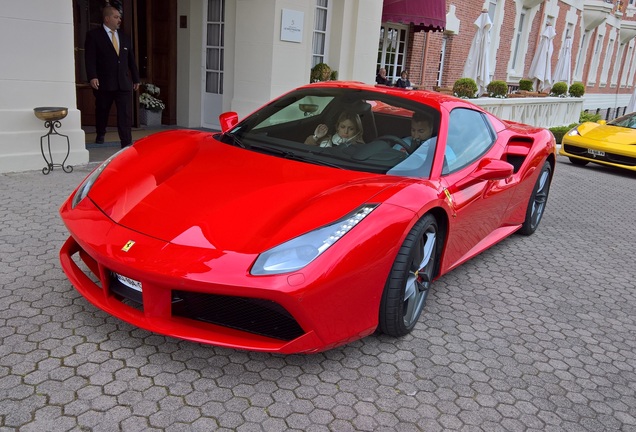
left=111, top=31, right=119, bottom=55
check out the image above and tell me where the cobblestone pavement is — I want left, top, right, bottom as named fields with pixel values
left=1, top=154, right=636, bottom=431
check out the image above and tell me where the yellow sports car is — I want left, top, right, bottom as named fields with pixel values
left=560, top=113, right=636, bottom=171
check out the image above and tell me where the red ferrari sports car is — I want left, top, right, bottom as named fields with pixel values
left=60, top=82, right=555, bottom=353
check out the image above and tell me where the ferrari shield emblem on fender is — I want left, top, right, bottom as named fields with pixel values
left=122, top=240, right=135, bottom=252
left=443, top=188, right=453, bottom=205
left=443, top=188, right=457, bottom=218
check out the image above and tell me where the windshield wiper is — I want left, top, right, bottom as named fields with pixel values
left=220, top=131, right=246, bottom=148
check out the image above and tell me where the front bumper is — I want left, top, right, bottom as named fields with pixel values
left=58, top=197, right=409, bottom=353
left=60, top=236, right=333, bottom=353
left=560, top=140, right=636, bottom=171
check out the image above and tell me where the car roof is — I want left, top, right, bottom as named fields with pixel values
left=299, top=80, right=482, bottom=114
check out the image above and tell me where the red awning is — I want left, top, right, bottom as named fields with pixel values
left=382, top=0, right=446, bottom=32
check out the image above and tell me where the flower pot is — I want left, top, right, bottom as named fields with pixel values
left=140, top=108, right=162, bottom=127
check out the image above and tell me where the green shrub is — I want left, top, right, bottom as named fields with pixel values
left=569, top=82, right=585, bottom=97
left=486, top=80, right=508, bottom=97
left=551, top=81, right=568, bottom=96
left=549, top=123, right=578, bottom=144
left=580, top=111, right=601, bottom=123
left=453, top=78, right=478, bottom=98
left=310, top=63, right=332, bottom=82
left=519, top=78, right=534, bottom=91
left=329, top=70, right=338, bottom=80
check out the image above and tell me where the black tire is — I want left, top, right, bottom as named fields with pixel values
left=518, top=161, right=552, bottom=236
left=379, top=214, right=440, bottom=336
left=569, top=157, right=589, bottom=166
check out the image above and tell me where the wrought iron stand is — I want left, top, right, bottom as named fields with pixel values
left=34, top=107, right=73, bottom=175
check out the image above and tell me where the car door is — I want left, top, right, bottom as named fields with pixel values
left=437, top=107, right=516, bottom=272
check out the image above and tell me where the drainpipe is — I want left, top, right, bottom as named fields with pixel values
left=420, top=32, right=430, bottom=88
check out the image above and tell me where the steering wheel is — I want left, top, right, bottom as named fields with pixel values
left=376, top=135, right=411, bottom=154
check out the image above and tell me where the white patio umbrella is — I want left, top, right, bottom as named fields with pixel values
left=528, top=24, right=557, bottom=92
left=553, top=36, right=572, bottom=86
left=462, top=10, right=492, bottom=96
left=627, top=88, right=636, bottom=114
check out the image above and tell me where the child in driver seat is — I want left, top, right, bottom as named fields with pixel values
left=305, top=111, right=365, bottom=147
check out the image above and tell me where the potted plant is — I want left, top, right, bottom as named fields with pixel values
left=453, top=78, right=478, bottom=99
left=569, top=82, right=585, bottom=97
left=139, top=83, right=165, bottom=126
left=486, top=80, right=508, bottom=98
left=550, top=81, right=568, bottom=97
left=310, top=63, right=333, bottom=83
left=519, top=78, right=534, bottom=92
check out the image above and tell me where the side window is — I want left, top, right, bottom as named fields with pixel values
left=443, top=108, right=496, bottom=174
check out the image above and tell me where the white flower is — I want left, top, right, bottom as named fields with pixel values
left=139, top=83, right=165, bottom=111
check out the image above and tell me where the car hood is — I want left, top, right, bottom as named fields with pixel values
left=87, top=131, right=405, bottom=252
left=576, top=122, right=636, bottom=145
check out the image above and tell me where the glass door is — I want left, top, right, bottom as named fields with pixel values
left=202, top=0, right=225, bottom=129
left=377, top=24, right=409, bottom=85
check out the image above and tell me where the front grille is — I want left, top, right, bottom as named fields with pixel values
left=563, top=144, right=636, bottom=167
left=172, top=291, right=305, bottom=341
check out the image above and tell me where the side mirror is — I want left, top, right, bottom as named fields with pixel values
left=219, top=112, right=239, bottom=133
left=597, top=120, right=607, bottom=125
left=472, top=158, right=514, bottom=181
left=453, top=158, right=514, bottom=190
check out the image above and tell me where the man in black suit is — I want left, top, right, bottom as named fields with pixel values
left=85, top=5, right=140, bottom=148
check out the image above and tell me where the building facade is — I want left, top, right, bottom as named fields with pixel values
left=396, top=0, right=636, bottom=120
left=2, top=0, right=636, bottom=173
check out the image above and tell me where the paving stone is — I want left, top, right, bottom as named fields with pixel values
left=1, top=156, right=636, bottom=430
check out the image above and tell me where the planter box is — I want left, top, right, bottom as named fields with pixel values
left=471, top=96, right=584, bottom=128
left=140, top=108, right=162, bottom=127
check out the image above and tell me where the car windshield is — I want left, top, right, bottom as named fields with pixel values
left=217, top=87, right=441, bottom=178
left=608, top=113, right=636, bottom=129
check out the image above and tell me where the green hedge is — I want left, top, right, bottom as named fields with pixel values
left=549, top=111, right=602, bottom=143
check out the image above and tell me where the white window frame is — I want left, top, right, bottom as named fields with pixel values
left=377, top=24, right=409, bottom=84
left=587, top=34, right=604, bottom=86
left=312, top=0, right=331, bottom=67
left=574, top=30, right=589, bottom=81
left=600, top=36, right=615, bottom=87
left=205, top=0, right=224, bottom=95
left=436, top=35, right=447, bottom=87
left=626, top=41, right=636, bottom=87
left=511, top=7, right=529, bottom=73
left=611, top=42, right=625, bottom=87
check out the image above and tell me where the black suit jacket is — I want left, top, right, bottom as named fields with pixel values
left=85, top=26, right=140, bottom=92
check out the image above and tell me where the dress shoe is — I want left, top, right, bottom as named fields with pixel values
left=95, top=135, right=105, bottom=144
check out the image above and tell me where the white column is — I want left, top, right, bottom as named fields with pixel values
left=0, top=1, right=87, bottom=173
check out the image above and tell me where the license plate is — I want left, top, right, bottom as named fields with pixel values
left=588, top=149, right=605, bottom=157
left=114, top=272, right=142, bottom=292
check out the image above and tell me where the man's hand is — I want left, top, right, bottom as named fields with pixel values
left=90, top=78, right=99, bottom=90
left=133, top=83, right=140, bottom=91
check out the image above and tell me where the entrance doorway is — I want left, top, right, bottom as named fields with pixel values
left=73, top=0, right=177, bottom=127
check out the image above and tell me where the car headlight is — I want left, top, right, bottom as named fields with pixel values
left=71, top=147, right=130, bottom=208
left=567, top=128, right=581, bottom=137
left=251, top=204, right=378, bottom=275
